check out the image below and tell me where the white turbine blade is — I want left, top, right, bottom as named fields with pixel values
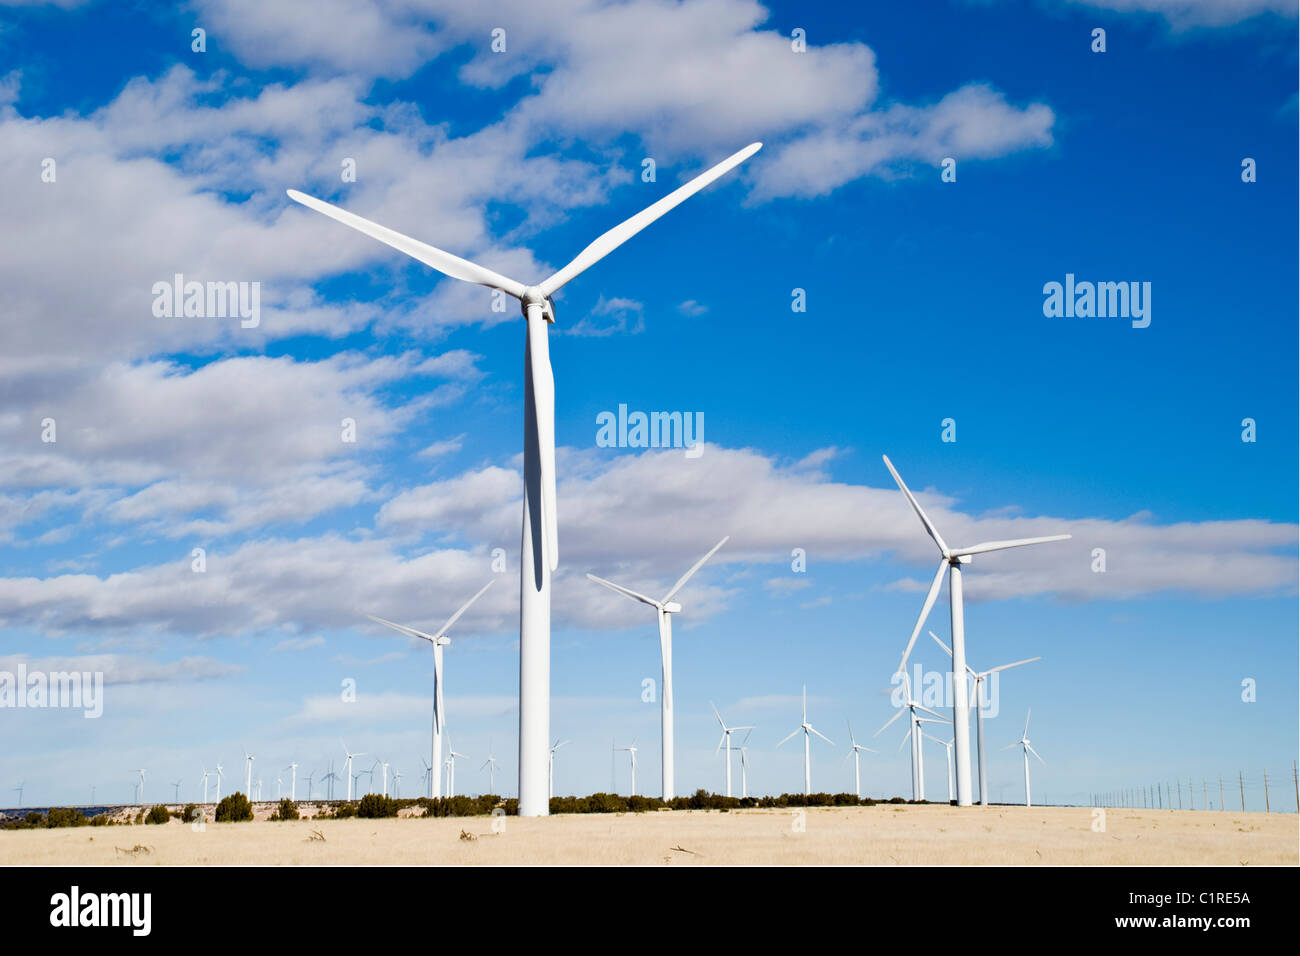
left=874, top=708, right=905, bottom=737
left=537, top=144, right=761, bottom=297
left=985, top=656, right=1042, bottom=675
left=710, top=700, right=726, bottom=730
left=882, top=455, right=949, bottom=555
left=1023, top=709, right=1032, bottom=739
left=528, top=317, right=559, bottom=571
left=1026, top=743, right=1045, bottom=765
left=715, top=732, right=728, bottom=755
left=896, top=728, right=912, bottom=754
left=286, top=189, right=527, bottom=297
left=916, top=704, right=947, bottom=722
left=809, top=726, right=834, bottom=746
left=951, top=534, right=1071, bottom=558
left=661, top=536, right=729, bottom=604
left=899, top=560, right=948, bottom=671
left=1000, top=742, right=1019, bottom=751
left=367, top=614, right=436, bottom=644
left=776, top=728, right=800, bottom=748
left=434, top=579, right=496, bottom=639
left=586, top=573, right=659, bottom=608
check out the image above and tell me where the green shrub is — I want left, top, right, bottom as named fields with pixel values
left=357, top=794, right=398, bottom=818
left=214, top=792, right=254, bottom=822
left=270, top=798, right=300, bottom=821
left=177, top=803, right=197, bottom=821
left=45, top=807, right=89, bottom=828
left=145, top=804, right=171, bottom=825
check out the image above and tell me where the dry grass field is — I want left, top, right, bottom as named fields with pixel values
left=1, top=804, right=1295, bottom=865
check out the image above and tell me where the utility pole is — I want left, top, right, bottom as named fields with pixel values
left=1239, top=770, right=1245, bottom=812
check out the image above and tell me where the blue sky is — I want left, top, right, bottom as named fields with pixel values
left=0, top=0, right=1295, bottom=811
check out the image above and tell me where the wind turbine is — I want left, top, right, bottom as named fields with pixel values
left=587, top=536, right=729, bottom=800
left=548, top=740, right=569, bottom=800
left=369, top=579, right=493, bottom=800
left=242, top=748, right=255, bottom=798
left=392, top=768, right=402, bottom=798
left=445, top=745, right=467, bottom=798
left=1002, top=710, right=1044, bottom=807
left=737, top=733, right=752, bottom=799
left=172, top=779, right=183, bottom=802
left=777, top=686, right=834, bottom=796
left=710, top=701, right=753, bottom=798
left=615, top=741, right=639, bottom=796
left=200, top=770, right=213, bottom=804
left=930, top=630, right=1041, bottom=806
left=133, top=769, right=146, bottom=804
left=421, top=759, right=433, bottom=799
left=290, top=145, right=760, bottom=817
left=321, top=765, right=339, bottom=801
left=284, top=763, right=298, bottom=801
left=341, top=742, right=365, bottom=800
left=843, top=721, right=877, bottom=799
left=374, top=760, right=390, bottom=797
left=481, top=746, right=500, bottom=795
left=12, top=782, right=24, bottom=807
left=214, top=763, right=223, bottom=802
left=884, top=454, right=1070, bottom=806
left=303, top=770, right=315, bottom=801
left=920, top=732, right=956, bottom=804
left=875, top=672, right=947, bottom=801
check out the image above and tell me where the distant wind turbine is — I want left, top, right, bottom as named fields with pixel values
left=843, top=721, right=877, bottom=799
left=285, top=763, right=298, bottom=801
left=930, top=630, right=1041, bottom=806
left=445, top=745, right=467, bottom=798
left=481, top=747, right=500, bottom=795
left=711, top=701, right=753, bottom=798
left=341, top=742, right=365, bottom=800
left=587, top=536, right=729, bottom=800
left=548, top=740, right=569, bottom=800
left=13, top=782, right=24, bottom=807
left=615, top=741, right=639, bottom=797
left=369, top=579, right=494, bottom=799
left=242, top=748, right=255, bottom=798
left=884, top=454, right=1069, bottom=806
left=875, top=672, right=947, bottom=801
left=290, top=141, right=762, bottom=816
left=1002, top=710, right=1045, bottom=807
left=777, top=686, right=834, bottom=796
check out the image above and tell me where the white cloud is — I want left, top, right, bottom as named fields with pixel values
left=1058, top=0, right=1294, bottom=28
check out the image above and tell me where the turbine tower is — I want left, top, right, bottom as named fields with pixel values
left=737, top=734, right=752, bottom=799
left=587, top=536, right=729, bottom=801
left=242, top=748, right=255, bottom=798
left=1002, top=710, right=1044, bottom=807
left=711, top=701, right=753, bottom=798
left=481, top=749, right=500, bottom=795
left=777, top=686, right=834, bottom=796
left=285, top=763, right=298, bottom=802
left=843, top=721, right=877, bottom=799
left=930, top=630, right=1040, bottom=806
left=920, top=732, right=956, bottom=804
left=214, top=763, right=223, bottom=802
left=445, top=745, right=466, bottom=798
left=289, top=143, right=761, bottom=816
left=884, top=454, right=1069, bottom=806
left=368, top=579, right=494, bottom=800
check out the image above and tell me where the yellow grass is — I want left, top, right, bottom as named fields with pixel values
left=1, top=805, right=1294, bottom=866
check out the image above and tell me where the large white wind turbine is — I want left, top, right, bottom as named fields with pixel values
left=290, top=143, right=761, bottom=816
left=875, top=672, right=947, bottom=801
left=368, top=579, right=494, bottom=801
left=883, top=454, right=1069, bottom=807
left=587, top=536, right=729, bottom=800
left=930, top=630, right=1040, bottom=807
left=711, top=701, right=753, bottom=798
left=242, top=748, right=255, bottom=799
left=1002, top=709, right=1044, bottom=807
left=777, top=686, right=834, bottom=796
left=843, top=721, right=877, bottom=800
